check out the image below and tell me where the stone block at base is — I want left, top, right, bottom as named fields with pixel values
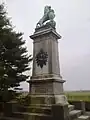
left=52, top=104, right=70, bottom=120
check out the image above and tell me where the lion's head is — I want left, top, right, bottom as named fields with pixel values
left=44, top=5, right=51, bottom=15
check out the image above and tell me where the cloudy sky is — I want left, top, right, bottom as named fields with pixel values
left=1, top=0, right=90, bottom=91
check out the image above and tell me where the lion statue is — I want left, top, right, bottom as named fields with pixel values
left=36, top=6, right=56, bottom=28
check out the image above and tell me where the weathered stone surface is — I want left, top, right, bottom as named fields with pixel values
left=0, top=117, right=22, bottom=120
left=28, top=20, right=69, bottom=120
left=30, top=95, right=55, bottom=105
left=52, top=104, right=70, bottom=120
left=28, top=25, right=67, bottom=107
left=29, top=79, right=65, bottom=95
left=68, top=105, right=75, bottom=112
left=17, top=105, right=51, bottom=115
left=69, top=110, right=82, bottom=120
left=80, top=100, right=86, bottom=114
left=12, top=112, right=51, bottom=120
left=78, top=115, right=90, bottom=120
left=30, top=25, right=61, bottom=77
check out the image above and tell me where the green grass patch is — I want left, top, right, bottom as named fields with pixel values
left=65, top=91, right=90, bottom=102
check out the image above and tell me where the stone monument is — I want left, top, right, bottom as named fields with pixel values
left=1, top=6, right=90, bottom=120
left=28, top=5, right=68, bottom=106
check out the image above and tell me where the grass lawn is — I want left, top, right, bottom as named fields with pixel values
left=65, top=91, right=90, bottom=101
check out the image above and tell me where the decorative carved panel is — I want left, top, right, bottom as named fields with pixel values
left=35, top=48, right=48, bottom=68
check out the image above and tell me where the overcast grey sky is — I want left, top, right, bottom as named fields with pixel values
left=1, top=0, right=90, bottom=91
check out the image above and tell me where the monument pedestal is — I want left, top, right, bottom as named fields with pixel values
left=29, top=76, right=68, bottom=105
left=28, top=25, right=68, bottom=106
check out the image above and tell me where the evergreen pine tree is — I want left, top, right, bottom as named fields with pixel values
left=0, top=3, right=32, bottom=102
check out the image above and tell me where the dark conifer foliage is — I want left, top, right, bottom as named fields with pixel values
left=0, top=3, right=32, bottom=102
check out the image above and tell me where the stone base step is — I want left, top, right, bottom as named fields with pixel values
left=12, top=112, right=52, bottom=120
left=0, top=117, right=22, bottom=120
left=25, top=104, right=51, bottom=107
left=68, top=104, right=75, bottom=112
left=78, top=115, right=90, bottom=120
left=1, top=114, right=90, bottom=120
left=69, top=110, right=82, bottom=120
left=30, top=95, right=55, bottom=105
left=18, top=104, right=74, bottom=114
left=18, top=106, right=51, bottom=115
